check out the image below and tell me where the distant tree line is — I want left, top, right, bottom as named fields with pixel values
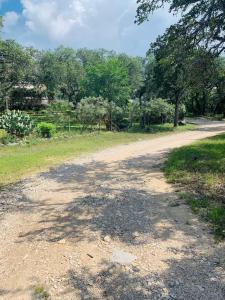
left=0, top=10, right=225, bottom=129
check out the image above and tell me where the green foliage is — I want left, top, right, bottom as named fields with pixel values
left=136, top=0, right=225, bottom=54
left=85, top=58, right=131, bottom=107
left=45, top=100, right=74, bottom=127
left=76, top=97, right=108, bottom=130
left=34, top=286, right=50, bottom=300
left=0, top=131, right=159, bottom=187
left=0, top=110, right=34, bottom=137
left=37, top=122, right=56, bottom=138
left=109, top=104, right=129, bottom=130
left=144, top=98, right=175, bottom=124
left=0, top=129, right=8, bottom=144
left=0, top=40, right=33, bottom=109
left=0, top=128, right=7, bottom=139
left=165, top=134, right=225, bottom=240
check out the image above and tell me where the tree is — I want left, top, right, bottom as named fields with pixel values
left=0, top=40, right=32, bottom=110
left=117, top=54, right=145, bottom=97
left=210, top=57, right=225, bottom=117
left=149, top=28, right=191, bottom=126
left=38, top=50, right=63, bottom=100
left=136, top=0, right=225, bottom=54
left=55, top=47, right=85, bottom=104
left=85, top=58, right=131, bottom=130
left=184, top=49, right=219, bottom=115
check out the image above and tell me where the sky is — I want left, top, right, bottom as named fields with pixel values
left=0, top=0, right=177, bottom=56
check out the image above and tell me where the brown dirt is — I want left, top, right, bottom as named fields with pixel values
left=0, top=120, right=225, bottom=300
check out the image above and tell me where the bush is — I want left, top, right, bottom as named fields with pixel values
left=37, top=122, right=56, bottom=138
left=0, top=110, right=34, bottom=137
left=76, top=97, right=108, bottom=130
left=110, top=105, right=129, bottom=130
left=76, top=97, right=129, bottom=131
left=45, top=101, right=74, bottom=127
left=144, top=98, right=175, bottom=124
left=0, top=129, right=8, bottom=144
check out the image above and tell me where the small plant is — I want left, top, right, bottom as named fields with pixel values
left=34, top=286, right=50, bottom=299
left=0, top=110, right=34, bottom=137
left=37, top=122, right=56, bottom=138
left=0, top=129, right=8, bottom=144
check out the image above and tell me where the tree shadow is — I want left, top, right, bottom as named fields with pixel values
left=59, top=244, right=225, bottom=300
left=17, top=152, right=209, bottom=245
left=0, top=182, right=37, bottom=221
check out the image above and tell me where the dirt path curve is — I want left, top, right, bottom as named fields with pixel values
left=1, top=120, right=225, bottom=300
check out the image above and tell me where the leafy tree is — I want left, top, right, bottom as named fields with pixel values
left=85, top=58, right=131, bottom=130
left=55, top=47, right=85, bottom=104
left=210, top=57, right=225, bottom=117
left=136, top=0, right=225, bottom=55
left=184, top=49, right=219, bottom=115
left=85, top=58, right=131, bottom=106
left=38, top=51, right=63, bottom=100
left=117, top=54, right=145, bottom=96
left=149, top=29, right=190, bottom=126
left=0, top=40, right=33, bottom=110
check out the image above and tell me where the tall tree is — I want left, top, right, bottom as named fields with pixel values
left=149, top=28, right=191, bottom=126
left=0, top=40, right=32, bottom=110
left=136, top=0, right=225, bottom=54
left=85, top=58, right=131, bottom=107
left=85, top=58, right=131, bottom=130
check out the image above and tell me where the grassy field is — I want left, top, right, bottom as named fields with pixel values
left=0, top=123, right=194, bottom=187
left=165, top=133, right=225, bottom=240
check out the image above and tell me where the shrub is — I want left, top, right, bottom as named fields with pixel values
left=37, top=122, right=56, bottom=138
left=0, top=129, right=8, bottom=144
left=76, top=97, right=129, bottom=131
left=76, top=97, right=108, bottom=130
left=45, top=101, right=74, bottom=127
left=110, top=105, right=129, bottom=130
left=0, top=110, right=34, bottom=137
left=144, top=98, right=175, bottom=124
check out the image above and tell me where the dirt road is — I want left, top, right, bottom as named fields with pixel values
left=0, top=120, right=225, bottom=300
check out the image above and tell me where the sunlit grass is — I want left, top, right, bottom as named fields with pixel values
left=0, top=123, right=195, bottom=187
left=165, top=133, right=225, bottom=240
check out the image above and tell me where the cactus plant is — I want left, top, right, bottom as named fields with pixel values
left=0, top=110, right=34, bottom=137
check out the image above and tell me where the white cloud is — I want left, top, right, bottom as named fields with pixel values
left=21, top=0, right=99, bottom=41
left=2, top=0, right=177, bottom=55
left=3, top=11, right=20, bottom=29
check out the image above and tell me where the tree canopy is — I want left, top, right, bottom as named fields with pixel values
left=136, top=0, right=225, bottom=54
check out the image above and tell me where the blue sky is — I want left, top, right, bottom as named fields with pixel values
left=0, top=0, right=176, bottom=56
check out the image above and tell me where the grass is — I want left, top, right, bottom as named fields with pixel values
left=34, top=286, right=50, bottom=299
left=0, top=123, right=195, bottom=187
left=128, top=123, right=195, bottom=133
left=165, top=133, right=225, bottom=240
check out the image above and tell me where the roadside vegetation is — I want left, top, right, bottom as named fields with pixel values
left=165, top=134, right=225, bottom=240
left=0, top=122, right=194, bottom=187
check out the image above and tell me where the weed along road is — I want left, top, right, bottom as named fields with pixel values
left=0, top=120, right=225, bottom=300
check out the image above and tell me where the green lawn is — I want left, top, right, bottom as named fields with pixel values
left=165, top=133, right=225, bottom=240
left=0, top=123, right=194, bottom=187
